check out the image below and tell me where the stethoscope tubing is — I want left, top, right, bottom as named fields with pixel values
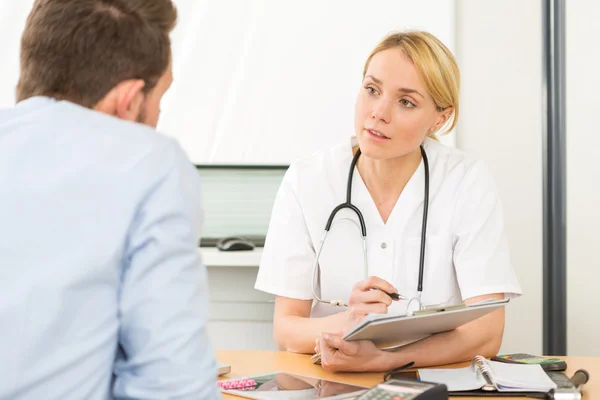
left=312, top=145, right=430, bottom=308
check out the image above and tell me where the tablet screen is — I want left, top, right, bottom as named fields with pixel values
left=219, top=372, right=368, bottom=400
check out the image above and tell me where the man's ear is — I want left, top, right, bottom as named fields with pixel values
left=94, top=79, right=145, bottom=122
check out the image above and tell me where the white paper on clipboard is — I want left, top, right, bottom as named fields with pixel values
left=342, top=298, right=509, bottom=350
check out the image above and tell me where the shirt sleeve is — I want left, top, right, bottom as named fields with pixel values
left=452, top=161, right=523, bottom=301
left=112, top=140, right=219, bottom=400
left=254, top=165, right=316, bottom=300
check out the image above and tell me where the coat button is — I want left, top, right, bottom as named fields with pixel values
left=381, top=242, right=387, bottom=249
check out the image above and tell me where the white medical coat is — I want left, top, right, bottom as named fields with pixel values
left=255, top=137, right=522, bottom=317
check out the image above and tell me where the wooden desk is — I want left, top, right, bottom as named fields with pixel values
left=217, top=350, right=599, bottom=399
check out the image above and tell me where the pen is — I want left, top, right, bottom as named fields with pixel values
left=383, top=361, right=415, bottom=381
left=371, top=287, right=407, bottom=301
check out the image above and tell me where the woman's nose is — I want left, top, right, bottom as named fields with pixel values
left=371, top=101, right=391, bottom=123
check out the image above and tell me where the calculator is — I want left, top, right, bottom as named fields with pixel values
left=356, top=378, right=448, bottom=400
left=492, top=353, right=568, bottom=371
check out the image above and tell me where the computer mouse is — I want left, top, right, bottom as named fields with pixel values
left=216, top=237, right=255, bottom=252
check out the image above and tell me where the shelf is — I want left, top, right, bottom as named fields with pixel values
left=199, top=247, right=263, bottom=268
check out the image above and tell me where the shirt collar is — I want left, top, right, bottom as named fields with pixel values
left=16, top=96, right=57, bottom=110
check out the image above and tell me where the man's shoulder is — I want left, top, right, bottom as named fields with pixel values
left=3, top=97, right=174, bottom=160
left=43, top=100, right=187, bottom=180
left=57, top=100, right=173, bottom=155
left=3, top=97, right=190, bottom=184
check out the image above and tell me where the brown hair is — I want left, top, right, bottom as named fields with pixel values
left=363, top=31, right=460, bottom=136
left=16, top=0, right=177, bottom=108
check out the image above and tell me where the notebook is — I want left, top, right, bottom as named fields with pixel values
left=418, top=356, right=557, bottom=393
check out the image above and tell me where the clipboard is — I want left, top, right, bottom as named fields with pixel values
left=342, top=299, right=509, bottom=350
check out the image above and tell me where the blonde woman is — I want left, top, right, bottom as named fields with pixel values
left=255, top=31, right=521, bottom=372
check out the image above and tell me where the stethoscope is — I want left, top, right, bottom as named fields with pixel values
left=311, top=145, right=430, bottom=311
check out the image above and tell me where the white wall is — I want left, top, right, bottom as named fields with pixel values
left=566, top=1, right=600, bottom=356
left=457, top=0, right=600, bottom=357
left=0, top=1, right=35, bottom=107
left=455, top=0, right=544, bottom=354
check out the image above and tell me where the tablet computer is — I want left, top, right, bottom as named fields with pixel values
left=219, top=371, right=369, bottom=400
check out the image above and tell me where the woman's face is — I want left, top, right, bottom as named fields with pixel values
left=354, top=48, right=450, bottom=160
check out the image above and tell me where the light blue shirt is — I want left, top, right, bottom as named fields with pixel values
left=0, top=97, right=219, bottom=399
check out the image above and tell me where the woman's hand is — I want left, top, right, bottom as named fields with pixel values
left=317, top=332, right=390, bottom=372
left=311, top=276, right=399, bottom=359
left=312, top=276, right=399, bottom=361
left=343, top=276, right=399, bottom=330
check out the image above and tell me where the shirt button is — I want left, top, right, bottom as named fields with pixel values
left=381, top=242, right=387, bottom=249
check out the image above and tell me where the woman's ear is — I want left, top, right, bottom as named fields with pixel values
left=430, top=106, right=454, bottom=133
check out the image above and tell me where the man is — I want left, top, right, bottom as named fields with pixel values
left=0, top=0, right=218, bottom=398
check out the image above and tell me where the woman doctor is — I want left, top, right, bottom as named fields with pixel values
left=255, top=31, right=522, bottom=372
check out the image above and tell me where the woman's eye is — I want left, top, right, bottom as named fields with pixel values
left=400, top=99, right=416, bottom=108
left=365, top=86, right=379, bottom=95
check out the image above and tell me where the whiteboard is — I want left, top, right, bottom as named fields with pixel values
left=159, top=0, right=456, bottom=164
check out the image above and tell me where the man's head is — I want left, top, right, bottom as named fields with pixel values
left=17, top=0, right=177, bottom=127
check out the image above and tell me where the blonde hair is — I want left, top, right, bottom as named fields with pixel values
left=363, top=31, right=460, bottom=137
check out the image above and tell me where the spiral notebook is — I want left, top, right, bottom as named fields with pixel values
left=418, top=356, right=557, bottom=393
